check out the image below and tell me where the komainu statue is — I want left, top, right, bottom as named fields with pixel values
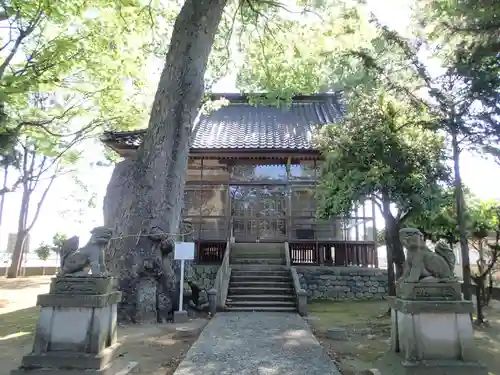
left=60, top=226, right=113, bottom=277
left=399, top=227, right=456, bottom=283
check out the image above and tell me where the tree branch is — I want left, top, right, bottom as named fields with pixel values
left=0, top=5, right=43, bottom=80
left=25, top=172, right=57, bottom=233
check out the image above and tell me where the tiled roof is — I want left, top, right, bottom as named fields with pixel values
left=101, top=93, right=343, bottom=152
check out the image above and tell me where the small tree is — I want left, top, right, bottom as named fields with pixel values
left=51, top=232, right=68, bottom=255
left=6, top=131, right=79, bottom=278
left=468, top=200, right=500, bottom=324
left=408, top=187, right=462, bottom=247
left=317, top=87, right=449, bottom=296
left=34, top=243, right=51, bottom=261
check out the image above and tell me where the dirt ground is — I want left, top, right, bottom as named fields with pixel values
left=307, top=299, right=500, bottom=375
left=0, top=276, right=206, bottom=375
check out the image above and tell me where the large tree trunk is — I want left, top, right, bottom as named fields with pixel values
left=451, top=129, right=472, bottom=300
left=103, top=158, right=133, bottom=228
left=104, top=0, right=227, bottom=323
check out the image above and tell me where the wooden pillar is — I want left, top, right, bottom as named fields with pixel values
left=355, top=206, right=360, bottom=242
left=313, top=159, right=322, bottom=265
left=225, top=162, right=232, bottom=243
left=199, top=157, right=203, bottom=240
left=286, top=156, right=292, bottom=243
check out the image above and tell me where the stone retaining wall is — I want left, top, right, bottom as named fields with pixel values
left=0, top=266, right=58, bottom=277
left=296, top=266, right=388, bottom=300
left=0, top=265, right=219, bottom=290
left=191, top=265, right=218, bottom=290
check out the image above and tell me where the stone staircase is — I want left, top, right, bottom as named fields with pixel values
left=225, top=243, right=297, bottom=312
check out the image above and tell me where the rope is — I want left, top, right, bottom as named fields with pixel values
left=107, top=228, right=195, bottom=242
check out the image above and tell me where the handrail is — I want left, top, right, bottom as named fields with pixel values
left=290, top=266, right=308, bottom=316
left=284, top=241, right=291, bottom=267
left=213, top=239, right=232, bottom=310
left=290, top=267, right=302, bottom=294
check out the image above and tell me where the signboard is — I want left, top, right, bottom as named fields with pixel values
left=174, top=242, right=195, bottom=313
left=174, top=242, right=195, bottom=261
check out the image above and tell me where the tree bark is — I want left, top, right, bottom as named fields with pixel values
left=0, top=165, right=9, bottom=245
left=381, top=194, right=405, bottom=295
left=451, top=129, right=472, bottom=300
left=475, top=280, right=484, bottom=323
left=104, top=0, right=228, bottom=323
left=7, top=185, right=30, bottom=278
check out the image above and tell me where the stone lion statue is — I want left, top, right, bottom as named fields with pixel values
left=60, top=226, right=113, bottom=277
left=399, top=228, right=456, bottom=283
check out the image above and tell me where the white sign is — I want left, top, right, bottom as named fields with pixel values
left=174, top=242, right=195, bottom=260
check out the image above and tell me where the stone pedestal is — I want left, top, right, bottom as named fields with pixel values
left=173, top=310, right=189, bottom=323
left=389, top=281, right=487, bottom=375
left=208, top=288, right=216, bottom=315
left=12, top=276, right=124, bottom=375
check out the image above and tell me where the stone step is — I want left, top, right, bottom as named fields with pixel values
left=231, top=255, right=285, bottom=261
left=231, top=243, right=285, bottom=251
left=225, top=306, right=297, bottom=312
left=231, top=258, right=286, bottom=265
left=227, top=294, right=295, bottom=302
left=231, top=250, right=284, bottom=255
left=230, top=264, right=288, bottom=270
left=228, top=286, right=294, bottom=295
left=231, top=249, right=284, bottom=255
left=229, top=280, right=293, bottom=288
left=226, top=300, right=297, bottom=308
left=230, top=274, right=292, bottom=282
left=230, top=270, right=290, bottom=278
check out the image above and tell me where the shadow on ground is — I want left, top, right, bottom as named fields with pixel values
left=0, top=304, right=207, bottom=375
left=0, top=277, right=52, bottom=290
left=173, top=312, right=341, bottom=375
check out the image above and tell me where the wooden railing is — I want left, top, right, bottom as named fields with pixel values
left=289, top=241, right=378, bottom=267
left=196, top=241, right=226, bottom=263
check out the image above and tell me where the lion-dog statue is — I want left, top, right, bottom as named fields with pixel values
left=399, top=227, right=456, bottom=283
left=60, top=226, right=113, bottom=277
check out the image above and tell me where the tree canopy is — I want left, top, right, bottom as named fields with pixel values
left=317, top=88, right=449, bottom=222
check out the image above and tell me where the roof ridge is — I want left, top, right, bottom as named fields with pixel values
left=208, top=92, right=339, bottom=103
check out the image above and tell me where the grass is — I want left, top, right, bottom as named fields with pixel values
left=0, top=306, right=39, bottom=339
left=309, top=300, right=389, bottom=330
left=307, top=299, right=500, bottom=375
left=0, top=306, right=40, bottom=374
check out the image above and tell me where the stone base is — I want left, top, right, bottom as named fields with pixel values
left=389, top=298, right=474, bottom=361
left=49, top=276, right=118, bottom=295
left=20, top=344, right=120, bottom=370
left=396, top=281, right=462, bottom=301
left=11, top=357, right=135, bottom=375
left=401, top=359, right=488, bottom=375
left=174, top=310, right=189, bottom=323
left=16, top=276, right=123, bottom=375
left=32, top=301, right=119, bottom=355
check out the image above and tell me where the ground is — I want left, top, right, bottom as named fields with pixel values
left=3, top=277, right=500, bottom=375
left=307, top=299, right=500, bottom=375
left=0, top=276, right=206, bottom=375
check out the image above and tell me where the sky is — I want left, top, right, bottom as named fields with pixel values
left=1, top=0, right=500, bottom=252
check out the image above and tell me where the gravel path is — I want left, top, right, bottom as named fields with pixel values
left=173, top=312, right=341, bottom=375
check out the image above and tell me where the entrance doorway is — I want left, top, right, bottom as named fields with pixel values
left=230, top=184, right=287, bottom=242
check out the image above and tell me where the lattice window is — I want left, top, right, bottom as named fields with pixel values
left=200, top=185, right=227, bottom=216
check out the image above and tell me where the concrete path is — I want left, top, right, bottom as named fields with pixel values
left=173, top=312, right=341, bottom=375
